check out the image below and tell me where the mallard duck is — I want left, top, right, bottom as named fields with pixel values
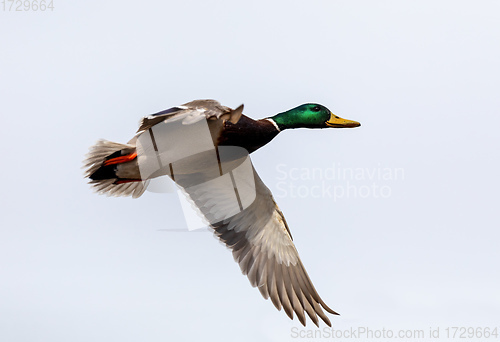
left=83, top=99, right=360, bottom=327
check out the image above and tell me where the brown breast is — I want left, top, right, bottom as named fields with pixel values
left=217, top=115, right=280, bottom=154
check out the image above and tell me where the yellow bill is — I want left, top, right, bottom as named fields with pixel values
left=326, top=112, right=361, bottom=128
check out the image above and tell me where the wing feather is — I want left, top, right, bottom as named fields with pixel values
left=135, top=99, right=242, bottom=134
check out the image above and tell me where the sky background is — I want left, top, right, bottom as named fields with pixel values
left=1, top=1, right=499, bottom=341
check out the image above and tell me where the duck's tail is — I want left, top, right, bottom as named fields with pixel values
left=83, top=139, right=148, bottom=198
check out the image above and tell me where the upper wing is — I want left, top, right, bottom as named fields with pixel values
left=135, top=99, right=243, bottom=134
left=176, top=153, right=338, bottom=327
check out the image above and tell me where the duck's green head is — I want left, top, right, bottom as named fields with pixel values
left=270, top=103, right=360, bottom=130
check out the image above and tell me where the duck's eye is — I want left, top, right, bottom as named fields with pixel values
left=311, top=106, right=321, bottom=112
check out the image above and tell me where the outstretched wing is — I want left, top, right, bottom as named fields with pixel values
left=176, top=155, right=338, bottom=327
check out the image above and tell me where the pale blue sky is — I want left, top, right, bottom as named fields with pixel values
left=1, top=1, right=499, bottom=341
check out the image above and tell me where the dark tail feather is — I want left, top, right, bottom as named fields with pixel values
left=89, top=163, right=117, bottom=181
